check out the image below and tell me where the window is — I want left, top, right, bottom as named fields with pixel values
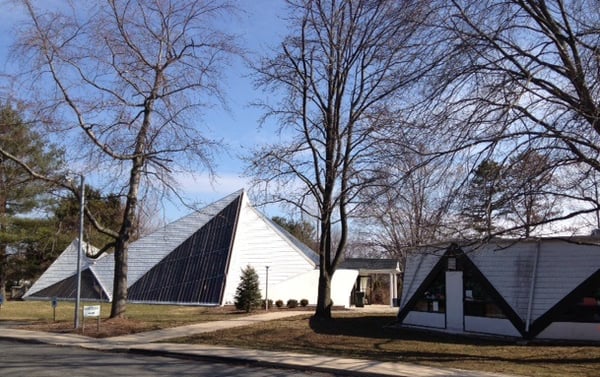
left=463, top=266, right=506, bottom=318
left=413, top=270, right=446, bottom=313
left=558, top=284, right=600, bottom=323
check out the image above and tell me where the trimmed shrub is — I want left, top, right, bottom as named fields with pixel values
left=275, top=299, right=284, bottom=308
left=287, top=299, right=298, bottom=308
left=262, top=299, right=273, bottom=309
left=300, top=298, right=309, bottom=307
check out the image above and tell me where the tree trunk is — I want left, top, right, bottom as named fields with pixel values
left=314, top=262, right=332, bottom=320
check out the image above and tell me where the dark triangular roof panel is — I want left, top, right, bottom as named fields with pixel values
left=27, top=268, right=110, bottom=301
left=128, top=194, right=242, bottom=304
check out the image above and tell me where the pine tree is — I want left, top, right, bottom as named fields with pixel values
left=234, top=265, right=262, bottom=313
left=461, top=159, right=509, bottom=237
left=0, top=104, right=64, bottom=298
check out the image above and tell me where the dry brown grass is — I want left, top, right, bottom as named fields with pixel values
left=4, top=301, right=600, bottom=376
left=1, top=300, right=248, bottom=337
left=173, top=312, right=600, bottom=377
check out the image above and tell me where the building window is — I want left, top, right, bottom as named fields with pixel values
left=463, top=266, right=506, bottom=318
left=558, top=285, right=600, bottom=323
left=413, top=270, right=446, bottom=313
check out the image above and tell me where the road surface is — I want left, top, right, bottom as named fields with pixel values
left=0, top=340, right=336, bottom=377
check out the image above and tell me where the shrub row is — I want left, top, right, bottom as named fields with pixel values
left=271, top=298, right=309, bottom=308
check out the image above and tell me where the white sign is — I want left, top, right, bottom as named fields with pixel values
left=83, top=305, right=101, bottom=317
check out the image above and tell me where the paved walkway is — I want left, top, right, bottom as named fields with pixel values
left=0, top=308, right=522, bottom=377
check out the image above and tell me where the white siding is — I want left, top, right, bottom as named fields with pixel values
left=468, top=242, right=536, bottom=321
left=538, top=322, right=600, bottom=341
left=400, top=250, right=443, bottom=309
left=267, top=269, right=358, bottom=308
left=222, top=196, right=317, bottom=305
left=531, top=240, right=600, bottom=321
left=402, top=311, right=445, bottom=329
left=465, top=316, right=521, bottom=337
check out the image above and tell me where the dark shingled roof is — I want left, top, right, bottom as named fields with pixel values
left=338, top=258, right=400, bottom=271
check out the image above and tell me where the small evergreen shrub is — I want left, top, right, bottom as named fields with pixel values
left=234, top=265, right=262, bottom=313
left=275, top=299, right=284, bottom=308
left=300, top=298, right=309, bottom=307
left=287, top=299, right=298, bottom=308
left=262, top=299, right=273, bottom=309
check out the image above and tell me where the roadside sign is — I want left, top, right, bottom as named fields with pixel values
left=82, top=305, right=101, bottom=334
left=0, top=295, right=4, bottom=305
left=83, top=305, right=101, bottom=317
left=51, top=297, right=58, bottom=308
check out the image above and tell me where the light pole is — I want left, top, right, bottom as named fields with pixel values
left=265, top=266, right=269, bottom=311
left=74, top=174, right=85, bottom=329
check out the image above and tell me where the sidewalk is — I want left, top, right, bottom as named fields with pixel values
left=0, top=310, right=522, bottom=377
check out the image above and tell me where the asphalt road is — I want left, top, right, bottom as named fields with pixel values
left=0, top=340, right=336, bottom=377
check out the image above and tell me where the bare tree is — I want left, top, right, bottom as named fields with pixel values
left=248, top=0, right=435, bottom=320
left=2, top=0, right=239, bottom=318
left=356, top=143, right=460, bottom=264
left=421, top=0, right=600, bottom=235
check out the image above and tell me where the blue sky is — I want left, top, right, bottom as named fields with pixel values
left=0, top=1, right=288, bottom=221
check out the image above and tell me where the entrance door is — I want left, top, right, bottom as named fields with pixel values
left=445, top=271, right=464, bottom=331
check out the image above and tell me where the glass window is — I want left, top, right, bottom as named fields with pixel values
left=463, top=266, right=506, bottom=318
left=558, top=285, right=600, bottom=322
left=413, top=270, right=446, bottom=313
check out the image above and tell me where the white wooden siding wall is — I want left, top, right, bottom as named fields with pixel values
left=400, top=251, right=442, bottom=309
left=90, top=254, right=115, bottom=299
left=531, top=242, right=600, bottom=321
left=467, top=242, right=537, bottom=322
left=222, top=197, right=317, bottom=304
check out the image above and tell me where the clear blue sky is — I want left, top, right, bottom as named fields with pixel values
left=0, top=1, right=288, bottom=221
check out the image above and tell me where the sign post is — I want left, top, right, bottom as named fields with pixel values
left=82, top=305, right=101, bottom=334
left=51, top=297, right=58, bottom=322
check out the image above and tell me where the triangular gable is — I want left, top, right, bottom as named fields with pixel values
left=530, top=267, right=600, bottom=337
left=127, top=193, right=242, bottom=304
left=398, top=243, right=526, bottom=336
left=466, top=241, right=537, bottom=322
left=23, top=239, right=100, bottom=299
left=530, top=240, right=600, bottom=321
left=120, top=189, right=245, bottom=289
left=256, top=208, right=319, bottom=265
left=26, top=268, right=109, bottom=301
left=467, top=239, right=600, bottom=325
left=221, top=193, right=319, bottom=304
left=400, top=248, right=444, bottom=310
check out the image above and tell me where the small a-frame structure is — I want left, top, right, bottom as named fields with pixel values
left=24, top=240, right=110, bottom=301
left=24, top=190, right=361, bottom=307
left=397, top=238, right=600, bottom=341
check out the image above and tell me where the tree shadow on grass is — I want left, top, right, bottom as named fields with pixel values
left=307, top=315, right=600, bottom=367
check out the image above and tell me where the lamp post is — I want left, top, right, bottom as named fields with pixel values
left=265, top=266, right=269, bottom=311
left=74, top=174, right=85, bottom=329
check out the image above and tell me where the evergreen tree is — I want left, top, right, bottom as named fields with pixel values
left=271, top=216, right=317, bottom=250
left=234, top=265, right=262, bottom=313
left=504, top=150, right=557, bottom=237
left=53, top=187, right=124, bottom=254
left=0, top=104, right=63, bottom=298
left=461, top=159, right=509, bottom=237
